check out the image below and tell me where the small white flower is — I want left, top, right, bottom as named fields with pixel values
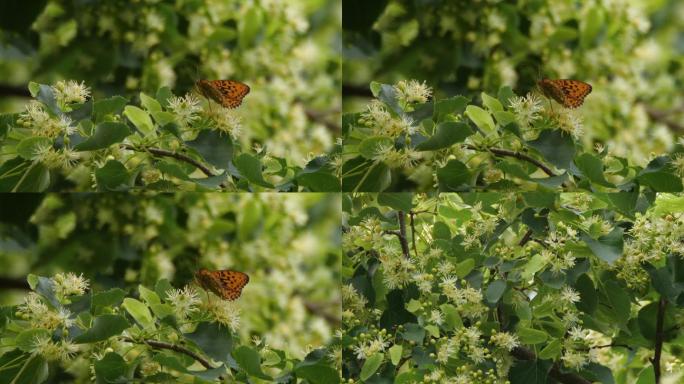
left=57, top=115, right=77, bottom=136
left=168, top=94, right=201, bottom=126
left=394, top=80, right=432, bottom=105
left=53, top=272, right=89, bottom=298
left=509, top=93, right=543, bottom=127
left=430, top=310, right=444, bottom=326
left=52, top=80, right=90, bottom=105
left=166, top=285, right=201, bottom=319
left=560, top=286, right=581, bottom=305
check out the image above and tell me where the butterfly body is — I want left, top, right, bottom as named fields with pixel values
left=196, top=79, right=250, bottom=109
left=195, top=268, right=249, bottom=301
left=537, top=79, right=591, bottom=108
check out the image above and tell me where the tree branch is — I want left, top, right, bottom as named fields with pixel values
left=304, top=108, right=341, bottom=134
left=342, top=84, right=373, bottom=98
left=518, top=229, right=534, bottom=246
left=397, top=211, right=410, bottom=258
left=0, top=84, right=30, bottom=98
left=409, top=211, right=418, bottom=258
left=644, top=105, right=684, bottom=132
left=120, top=144, right=217, bottom=179
left=303, top=300, right=341, bottom=326
left=512, top=347, right=591, bottom=384
left=466, top=145, right=557, bottom=177
left=0, top=277, right=30, bottom=290
left=382, top=212, right=411, bottom=258
left=122, top=337, right=217, bottom=370
left=652, top=296, right=667, bottom=383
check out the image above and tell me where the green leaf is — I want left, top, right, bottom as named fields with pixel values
left=297, top=171, right=339, bottom=192
left=509, top=359, right=550, bottom=384
left=582, top=227, right=623, bottom=265
left=0, top=158, right=50, bottom=192
left=454, top=258, right=475, bottom=278
left=498, top=86, right=516, bottom=107
left=437, top=159, right=470, bottom=191
left=636, top=156, right=683, bottom=192
left=234, top=153, right=274, bottom=188
left=414, top=122, right=473, bottom=151
left=150, top=111, right=176, bottom=126
left=517, top=327, right=548, bottom=344
left=528, top=130, right=575, bottom=169
left=522, top=192, right=556, bottom=208
left=402, top=323, right=425, bottom=343
left=635, top=367, right=655, bottom=384
left=15, top=329, right=51, bottom=352
left=342, top=157, right=391, bottom=192
left=34, top=83, right=61, bottom=115
left=358, top=136, right=394, bottom=159
left=186, top=130, right=233, bottom=169
left=233, top=346, right=271, bottom=380
left=373, top=83, right=402, bottom=114
left=123, top=105, right=155, bottom=136
left=493, top=111, right=516, bottom=126
left=91, top=288, right=126, bottom=315
left=377, top=193, right=413, bottom=211
left=93, top=96, right=128, bottom=122
left=637, top=171, right=683, bottom=192
left=294, top=364, right=340, bottom=384
left=140, top=92, right=162, bottom=112
left=538, top=339, right=562, bottom=360
left=1, top=353, right=48, bottom=384
left=75, top=122, right=131, bottom=151
left=94, top=352, right=128, bottom=384
left=485, top=280, right=506, bottom=305
left=638, top=301, right=677, bottom=342
left=574, top=274, right=598, bottom=314
left=465, top=105, right=495, bottom=134
left=389, top=345, right=402, bottom=365
left=185, top=322, right=233, bottom=363
left=575, top=153, right=613, bottom=187
left=360, top=353, right=383, bottom=381
left=433, top=95, right=469, bottom=122
left=122, top=298, right=154, bottom=330
left=138, top=285, right=161, bottom=305
left=156, top=87, right=173, bottom=107
left=95, top=160, right=131, bottom=191
left=16, top=137, right=51, bottom=160
left=440, top=303, right=463, bottom=330
left=481, top=92, right=503, bottom=112
left=74, top=314, right=130, bottom=343
left=601, top=280, right=631, bottom=325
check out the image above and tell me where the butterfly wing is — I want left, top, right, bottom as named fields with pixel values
left=196, top=268, right=249, bottom=301
left=195, top=80, right=250, bottom=109
left=196, top=80, right=224, bottom=104
left=216, top=270, right=250, bottom=300
left=538, top=79, right=592, bottom=108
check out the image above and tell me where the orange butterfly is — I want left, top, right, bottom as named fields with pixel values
left=195, top=268, right=249, bottom=301
left=537, top=79, right=592, bottom=109
left=195, top=79, right=250, bottom=109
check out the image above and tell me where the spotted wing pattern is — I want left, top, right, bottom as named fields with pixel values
left=537, top=79, right=592, bottom=109
left=196, top=79, right=250, bottom=109
left=195, top=268, right=249, bottom=301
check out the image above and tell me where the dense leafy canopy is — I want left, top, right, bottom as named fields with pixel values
left=343, top=193, right=684, bottom=383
